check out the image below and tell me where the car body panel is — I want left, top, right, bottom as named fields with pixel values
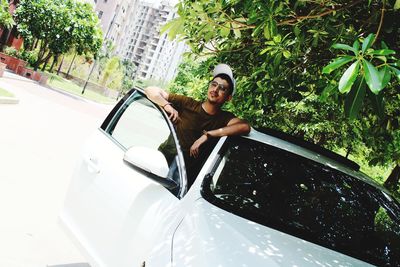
left=172, top=198, right=374, bottom=267
left=60, top=128, right=181, bottom=267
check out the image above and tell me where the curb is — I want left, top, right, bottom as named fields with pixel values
left=0, top=96, right=19, bottom=104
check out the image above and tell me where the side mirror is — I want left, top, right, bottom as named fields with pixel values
left=123, top=146, right=178, bottom=189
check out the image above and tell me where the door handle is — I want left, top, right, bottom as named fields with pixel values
left=84, top=157, right=100, bottom=174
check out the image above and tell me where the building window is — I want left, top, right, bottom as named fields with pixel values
left=98, top=11, right=103, bottom=19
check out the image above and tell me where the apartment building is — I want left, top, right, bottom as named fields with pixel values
left=96, top=0, right=186, bottom=83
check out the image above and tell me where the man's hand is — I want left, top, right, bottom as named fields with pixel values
left=190, top=133, right=208, bottom=158
left=164, top=104, right=179, bottom=123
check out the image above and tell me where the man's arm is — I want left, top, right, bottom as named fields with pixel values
left=206, top=118, right=251, bottom=137
left=144, top=86, right=179, bottom=123
left=190, top=118, right=250, bottom=157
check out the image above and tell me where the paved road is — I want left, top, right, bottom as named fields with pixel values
left=0, top=71, right=114, bottom=267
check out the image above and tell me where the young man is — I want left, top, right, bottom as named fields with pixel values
left=145, top=64, right=250, bottom=186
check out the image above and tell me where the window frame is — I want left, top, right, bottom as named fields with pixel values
left=100, top=88, right=188, bottom=198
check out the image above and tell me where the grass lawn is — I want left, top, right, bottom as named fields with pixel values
left=0, top=87, right=14, bottom=97
left=47, top=74, right=117, bottom=104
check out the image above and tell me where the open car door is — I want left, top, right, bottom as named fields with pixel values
left=61, top=89, right=186, bottom=267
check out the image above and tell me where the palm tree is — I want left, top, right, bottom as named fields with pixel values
left=100, top=56, right=121, bottom=94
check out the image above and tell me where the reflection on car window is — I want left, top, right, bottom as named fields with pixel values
left=107, top=93, right=171, bottom=150
left=202, top=137, right=400, bottom=266
left=105, top=92, right=180, bottom=192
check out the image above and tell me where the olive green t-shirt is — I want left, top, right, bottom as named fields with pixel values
left=168, top=93, right=235, bottom=154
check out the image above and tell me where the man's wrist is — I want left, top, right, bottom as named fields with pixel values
left=162, top=102, right=172, bottom=108
left=203, top=130, right=212, bottom=139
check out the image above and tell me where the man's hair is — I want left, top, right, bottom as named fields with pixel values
left=214, top=73, right=234, bottom=95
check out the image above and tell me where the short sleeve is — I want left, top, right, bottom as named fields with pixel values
left=220, top=111, right=236, bottom=126
left=168, top=93, right=198, bottom=112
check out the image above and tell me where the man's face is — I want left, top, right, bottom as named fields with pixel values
left=207, top=77, right=232, bottom=104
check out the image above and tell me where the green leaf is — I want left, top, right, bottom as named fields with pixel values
left=371, top=49, right=396, bottom=56
left=320, top=82, right=337, bottom=101
left=270, top=19, right=277, bottom=36
left=252, top=24, right=263, bottom=37
left=294, top=25, right=300, bottom=37
left=389, top=66, right=400, bottom=82
left=235, top=17, right=247, bottom=23
left=263, top=23, right=270, bottom=39
left=273, top=53, right=282, bottom=68
left=369, top=91, right=385, bottom=119
left=332, top=43, right=357, bottom=55
left=233, top=28, right=241, bottom=38
left=273, top=34, right=281, bottom=43
left=363, top=59, right=382, bottom=94
left=353, top=40, right=360, bottom=52
left=322, top=56, right=354, bottom=74
left=220, top=23, right=230, bottom=37
left=379, top=66, right=391, bottom=89
left=338, top=61, right=360, bottom=93
left=160, top=17, right=184, bottom=40
left=283, top=50, right=291, bottom=59
left=362, top=33, right=375, bottom=53
left=395, top=0, right=400, bottom=9
left=344, top=77, right=366, bottom=120
left=260, top=47, right=273, bottom=55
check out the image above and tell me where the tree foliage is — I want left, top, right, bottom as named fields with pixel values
left=14, top=0, right=102, bottom=70
left=0, top=0, right=14, bottom=29
left=165, top=0, right=400, bottom=190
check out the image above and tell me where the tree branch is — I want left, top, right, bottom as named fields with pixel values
left=278, top=0, right=364, bottom=25
left=373, top=0, right=386, bottom=45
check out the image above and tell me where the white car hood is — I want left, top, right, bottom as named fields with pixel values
left=172, top=198, right=373, bottom=267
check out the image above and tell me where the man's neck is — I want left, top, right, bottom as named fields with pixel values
left=202, top=101, right=222, bottom=115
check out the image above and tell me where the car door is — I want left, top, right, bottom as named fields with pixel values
left=61, top=89, right=187, bottom=267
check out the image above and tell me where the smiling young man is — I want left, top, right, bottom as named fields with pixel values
left=145, top=64, right=250, bottom=186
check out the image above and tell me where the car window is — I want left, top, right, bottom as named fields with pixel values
left=202, top=137, right=400, bottom=266
left=104, top=91, right=182, bottom=194
left=106, top=93, right=171, bottom=150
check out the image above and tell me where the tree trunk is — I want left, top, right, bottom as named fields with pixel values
left=34, top=41, right=48, bottom=71
left=345, top=146, right=352, bottom=158
left=49, top=54, right=59, bottom=73
left=57, top=55, right=65, bottom=75
left=34, top=39, right=39, bottom=49
left=66, top=53, right=77, bottom=78
left=41, top=56, right=50, bottom=71
left=384, top=164, right=400, bottom=192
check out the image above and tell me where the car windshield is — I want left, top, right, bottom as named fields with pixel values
left=202, top=136, right=400, bottom=266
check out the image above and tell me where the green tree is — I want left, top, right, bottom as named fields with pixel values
left=14, top=0, right=102, bottom=70
left=164, top=0, right=400, bottom=191
left=0, top=0, right=14, bottom=29
left=100, top=56, right=122, bottom=91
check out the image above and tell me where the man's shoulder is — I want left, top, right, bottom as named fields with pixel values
left=169, top=93, right=201, bottom=108
left=219, top=109, right=236, bottom=119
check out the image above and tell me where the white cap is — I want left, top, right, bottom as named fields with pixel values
left=213, top=63, right=236, bottom=95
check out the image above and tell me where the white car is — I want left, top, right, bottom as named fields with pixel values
left=61, top=88, right=400, bottom=267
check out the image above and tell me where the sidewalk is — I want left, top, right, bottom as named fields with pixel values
left=0, top=70, right=93, bottom=105
left=0, top=71, right=22, bottom=104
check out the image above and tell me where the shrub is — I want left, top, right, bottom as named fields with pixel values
left=18, top=50, right=38, bottom=66
left=3, top=46, right=18, bottom=57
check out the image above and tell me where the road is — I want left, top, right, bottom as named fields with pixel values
left=0, top=71, right=114, bottom=267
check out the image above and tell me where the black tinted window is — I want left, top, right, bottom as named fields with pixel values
left=202, top=137, right=400, bottom=266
